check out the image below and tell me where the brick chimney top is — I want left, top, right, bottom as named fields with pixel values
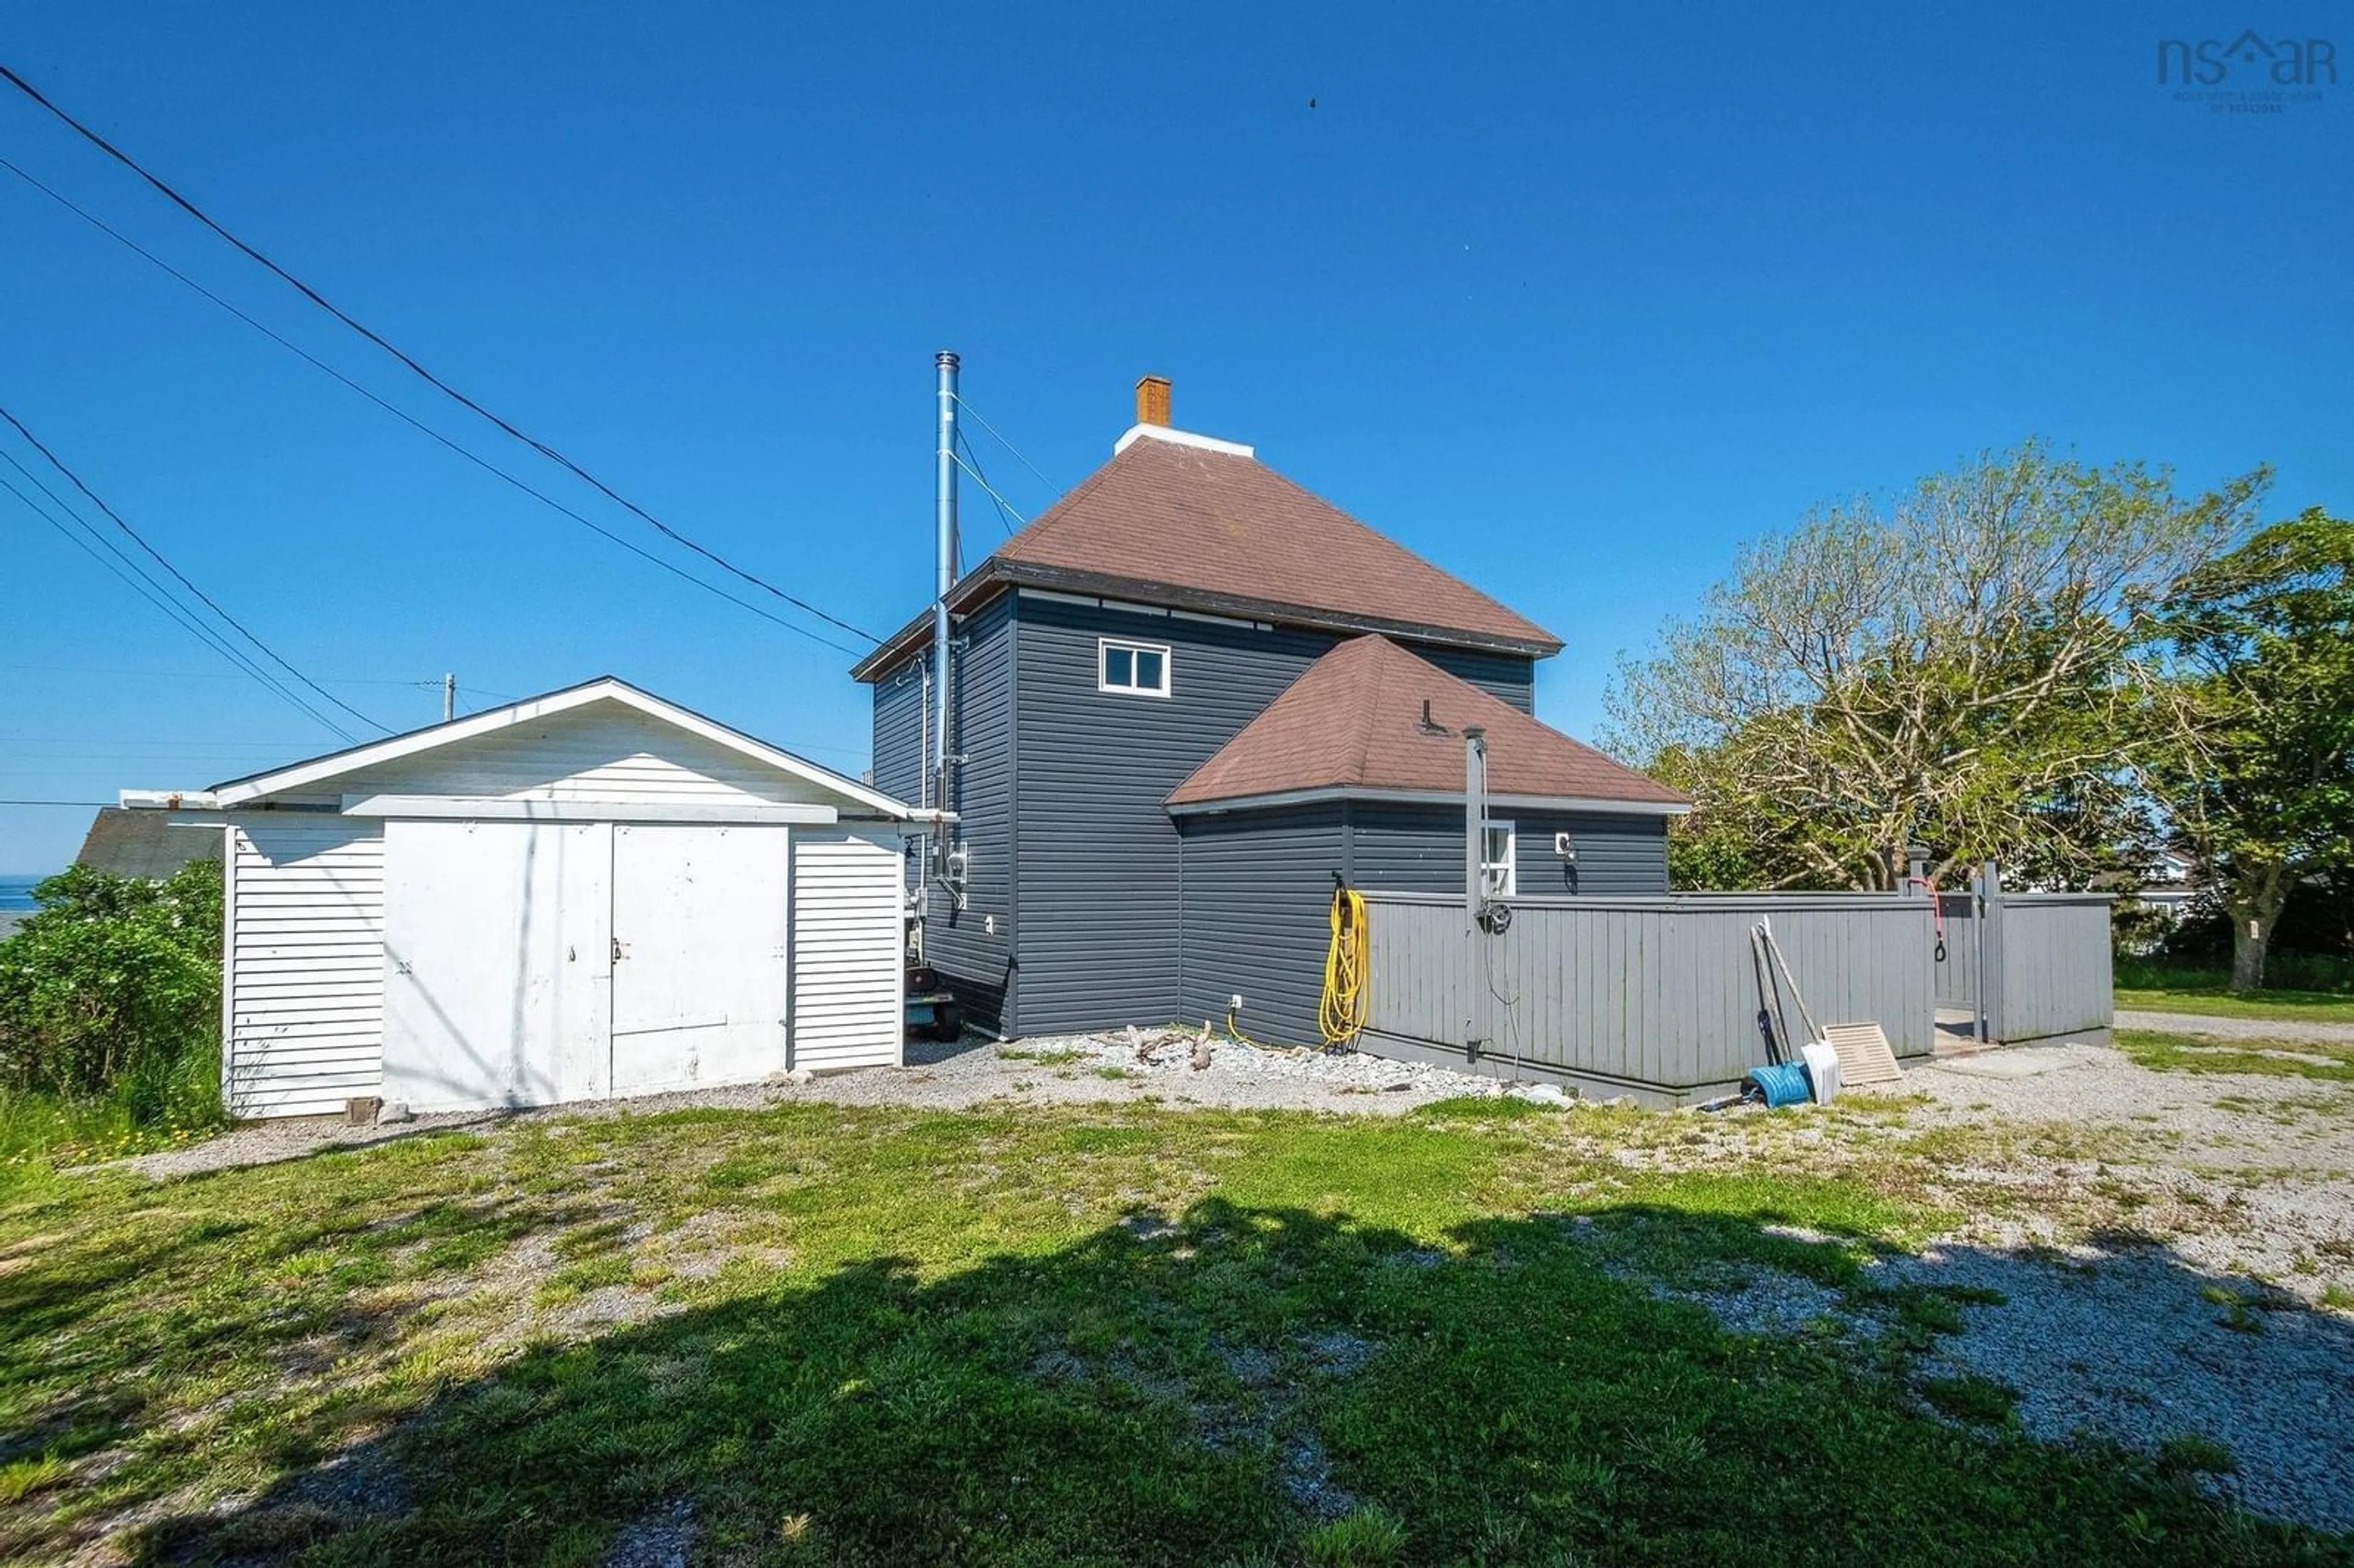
left=1134, top=375, right=1171, bottom=427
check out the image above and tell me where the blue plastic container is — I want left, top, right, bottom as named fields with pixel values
left=1743, top=1060, right=1813, bottom=1108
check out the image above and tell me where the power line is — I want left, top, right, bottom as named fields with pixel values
left=0, top=156, right=864, bottom=660
left=0, top=468, right=359, bottom=739
left=2, top=737, right=318, bottom=748
left=3, top=469, right=265, bottom=687
left=0, top=403, right=390, bottom=735
left=0, top=67, right=880, bottom=647
left=0, top=799, right=112, bottom=807
left=0, top=662, right=501, bottom=688
left=0, top=457, right=308, bottom=707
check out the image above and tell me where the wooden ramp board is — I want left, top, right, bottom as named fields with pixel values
left=1821, top=1022, right=1906, bottom=1086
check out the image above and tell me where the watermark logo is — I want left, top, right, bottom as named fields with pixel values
left=2160, top=32, right=2337, bottom=113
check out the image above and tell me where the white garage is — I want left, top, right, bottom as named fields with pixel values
left=126, top=678, right=920, bottom=1118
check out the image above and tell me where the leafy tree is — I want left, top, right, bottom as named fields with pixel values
left=1606, top=443, right=2264, bottom=890
left=0, top=858, right=223, bottom=1114
left=2140, top=509, right=2354, bottom=989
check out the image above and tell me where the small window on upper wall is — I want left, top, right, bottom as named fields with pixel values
left=1097, top=637, right=1171, bottom=697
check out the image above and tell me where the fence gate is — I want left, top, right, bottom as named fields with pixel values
left=1934, top=889, right=1981, bottom=1018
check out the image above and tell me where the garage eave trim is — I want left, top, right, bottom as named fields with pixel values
left=188, top=676, right=912, bottom=818
left=338, top=795, right=844, bottom=825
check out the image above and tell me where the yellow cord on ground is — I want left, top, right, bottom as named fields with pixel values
left=1319, top=886, right=1369, bottom=1046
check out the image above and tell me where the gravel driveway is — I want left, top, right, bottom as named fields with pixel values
left=2116, top=1008, right=2354, bottom=1045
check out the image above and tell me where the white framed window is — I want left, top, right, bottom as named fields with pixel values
left=1480, top=819, right=1516, bottom=898
left=1097, top=637, right=1171, bottom=697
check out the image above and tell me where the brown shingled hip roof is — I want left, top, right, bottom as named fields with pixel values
left=1166, top=634, right=1689, bottom=813
left=855, top=430, right=1561, bottom=679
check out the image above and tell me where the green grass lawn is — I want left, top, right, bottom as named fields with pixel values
left=0, top=1101, right=2337, bottom=1566
left=2116, top=989, right=2354, bottom=1026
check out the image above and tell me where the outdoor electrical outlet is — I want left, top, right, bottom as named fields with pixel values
left=985, top=914, right=996, bottom=935
left=1230, top=994, right=1244, bottom=1011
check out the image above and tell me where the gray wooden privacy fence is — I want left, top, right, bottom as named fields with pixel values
left=1982, top=892, right=2114, bottom=1045
left=1357, top=892, right=1939, bottom=1105
left=1356, top=885, right=2112, bottom=1106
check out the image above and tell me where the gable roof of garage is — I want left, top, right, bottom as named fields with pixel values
left=1166, top=635, right=1688, bottom=815
left=121, top=677, right=915, bottom=818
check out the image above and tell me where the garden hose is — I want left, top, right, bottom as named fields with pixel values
left=1319, top=886, right=1369, bottom=1046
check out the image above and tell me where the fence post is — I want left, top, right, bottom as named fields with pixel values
left=1976, top=861, right=2005, bottom=1044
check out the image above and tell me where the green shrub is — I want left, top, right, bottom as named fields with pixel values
left=2114, top=953, right=2354, bottom=995
left=0, top=860, right=224, bottom=1117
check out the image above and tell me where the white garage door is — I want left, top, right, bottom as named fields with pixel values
left=383, top=820, right=611, bottom=1112
left=611, top=823, right=790, bottom=1094
left=382, top=820, right=793, bottom=1111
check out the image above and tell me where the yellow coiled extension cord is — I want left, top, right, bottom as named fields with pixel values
left=1319, top=886, right=1369, bottom=1046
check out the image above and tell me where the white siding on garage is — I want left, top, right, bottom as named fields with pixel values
left=227, top=820, right=384, bottom=1117
left=329, top=702, right=845, bottom=807
left=790, top=829, right=904, bottom=1071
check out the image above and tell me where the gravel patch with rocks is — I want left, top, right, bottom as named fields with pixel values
left=108, top=1030, right=1564, bottom=1181
left=602, top=1499, right=696, bottom=1568
left=1607, top=1227, right=2354, bottom=1536
left=1688, top=1273, right=1854, bottom=1338
left=1881, top=1242, right=2354, bottom=1534
left=1897, top=1040, right=2354, bottom=1296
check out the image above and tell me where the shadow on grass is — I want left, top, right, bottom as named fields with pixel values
left=112, top=1198, right=2354, bottom=1567
left=0, top=1173, right=611, bottom=1548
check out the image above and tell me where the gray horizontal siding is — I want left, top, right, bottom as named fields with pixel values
left=1014, top=596, right=1347, bottom=1035
left=1409, top=644, right=1536, bottom=715
left=868, top=595, right=1016, bottom=1030
left=872, top=658, right=925, bottom=902
left=879, top=581, right=1545, bottom=1041
left=927, top=592, right=1016, bottom=1029
left=871, top=658, right=924, bottom=809
left=1350, top=805, right=1668, bottom=898
left=1177, top=804, right=1348, bottom=1049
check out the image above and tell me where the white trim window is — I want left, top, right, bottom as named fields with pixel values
left=1480, top=818, right=1517, bottom=898
left=1097, top=638, right=1171, bottom=698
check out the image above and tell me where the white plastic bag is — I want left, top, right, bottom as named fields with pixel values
left=1800, top=1041, right=1842, bottom=1105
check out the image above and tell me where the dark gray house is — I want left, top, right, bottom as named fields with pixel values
left=856, top=383, right=1687, bottom=1045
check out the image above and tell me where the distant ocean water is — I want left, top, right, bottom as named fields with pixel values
left=0, top=875, right=46, bottom=912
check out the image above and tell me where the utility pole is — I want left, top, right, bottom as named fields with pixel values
left=442, top=672, right=455, bottom=723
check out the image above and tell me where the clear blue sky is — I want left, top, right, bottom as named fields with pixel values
left=2, top=3, right=2346, bottom=871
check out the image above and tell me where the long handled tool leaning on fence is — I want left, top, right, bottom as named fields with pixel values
left=1755, top=916, right=1905, bottom=1087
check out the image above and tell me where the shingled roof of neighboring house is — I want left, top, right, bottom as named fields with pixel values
left=75, top=807, right=223, bottom=880
left=1165, top=634, right=1688, bottom=813
left=854, top=428, right=1562, bottom=679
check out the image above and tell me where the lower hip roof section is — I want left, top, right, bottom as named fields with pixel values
left=1165, top=634, right=1689, bottom=814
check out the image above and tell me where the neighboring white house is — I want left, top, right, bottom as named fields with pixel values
left=123, top=677, right=921, bottom=1119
